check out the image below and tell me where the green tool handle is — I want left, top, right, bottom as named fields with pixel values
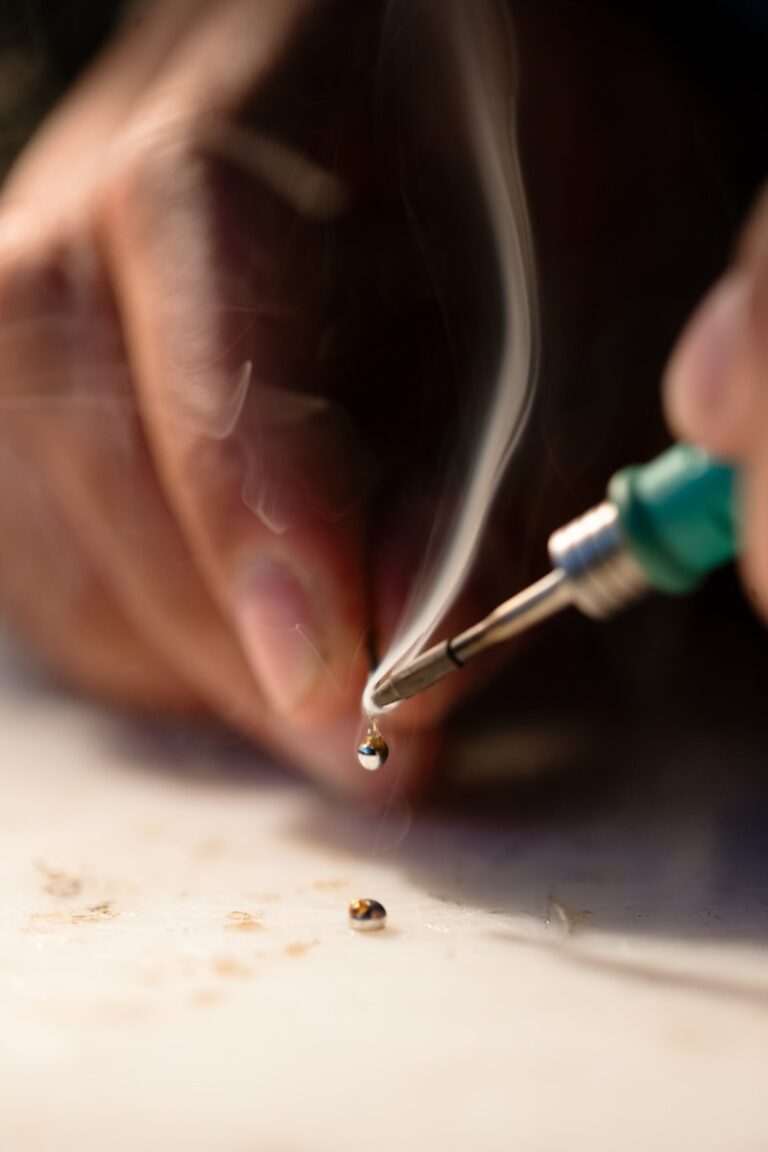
left=608, top=444, right=738, bottom=595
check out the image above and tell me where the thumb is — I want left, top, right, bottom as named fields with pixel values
left=664, top=185, right=768, bottom=620
left=663, top=187, right=768, bottom=461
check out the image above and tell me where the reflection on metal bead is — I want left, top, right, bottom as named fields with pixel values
left=349, top=898, right=387, bottom=931
left=356, top=722, right=389, bottom=771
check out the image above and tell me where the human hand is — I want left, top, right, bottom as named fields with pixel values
left=664, top=185, right=768, bottom=622
left=0, top=0, right=494, bottom=798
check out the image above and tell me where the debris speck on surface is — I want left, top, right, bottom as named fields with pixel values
left=225, top=910, right=263, bottom=932
left=284, top=940, right=319, bottom=958
left=35, top=861, right=82, bottom=899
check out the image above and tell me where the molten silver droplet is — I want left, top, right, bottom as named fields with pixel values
left=356, top=722, right=389, bottom=771
left=349, top=898, right=387, bottom=931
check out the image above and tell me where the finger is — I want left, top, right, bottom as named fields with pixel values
left=738, top=197, right=768, bottom=622
left=0, top=0, right=435, bottom=797
left=0, top=2, right=327, bottom=746
left=0, top=211, right=287, bottom=744
left=0, top=439, right=193, bottom=713
left=663, top=188, right=768, bottom=460
left=662, top=272, right=757, bottom=458
left=99, top=2, right=371, bottom=725
left=661, top=184, right=768, bottom=617
left=0, top=220, right=433, bottom=799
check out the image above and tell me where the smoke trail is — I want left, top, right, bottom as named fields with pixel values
left=363, top=0, right=538, bottom=716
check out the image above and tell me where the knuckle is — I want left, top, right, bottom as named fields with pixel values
left=0, top=211, right=115, bottom=407
left=98, top=108, right=209, bottom=241
left=0, top=214, right=65, bottom=324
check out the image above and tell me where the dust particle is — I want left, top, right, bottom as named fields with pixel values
left=547, top=895, right=592, bottom=935
left=31, top=900, right=118, bottom=927
left=226, top=910, right=263, bottom=932
left=211, top=955, right=251, bottom=978
left=284, top=940, right=319, bottom=958
left=35, top=862, right=82, bottom=900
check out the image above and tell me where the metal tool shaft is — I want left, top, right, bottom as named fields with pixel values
left=450, top=570, right=570, bottom=661
left=369, top=500, right=651, bottom=712
left=370, top=571, right=570, bottom=709
left=369, top=446, right=737, bottom=714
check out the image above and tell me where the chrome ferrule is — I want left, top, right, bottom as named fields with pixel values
left=547, top=501, right=649, bottom=619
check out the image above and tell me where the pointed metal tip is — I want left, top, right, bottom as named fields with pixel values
left=369, top=641, right=463, bottom=711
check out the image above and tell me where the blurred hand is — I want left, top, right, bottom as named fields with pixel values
left=664, top=185, right=768, bottom=622
left=0, top=0, right=484, bottom=798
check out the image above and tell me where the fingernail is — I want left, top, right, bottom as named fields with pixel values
left=233, top=559, right=324, bottom=715
left=665, top=272, right=751, bottom=435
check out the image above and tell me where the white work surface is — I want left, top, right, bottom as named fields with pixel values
left=1, top=643, right=767, bottom=1152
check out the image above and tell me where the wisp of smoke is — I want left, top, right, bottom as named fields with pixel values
left=363, top=0, right=538, bottom=716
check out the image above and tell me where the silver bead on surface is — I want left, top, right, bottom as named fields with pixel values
left=356, top=722, right=389, bottom=771
left=349, top=898, right=387, bottom=931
